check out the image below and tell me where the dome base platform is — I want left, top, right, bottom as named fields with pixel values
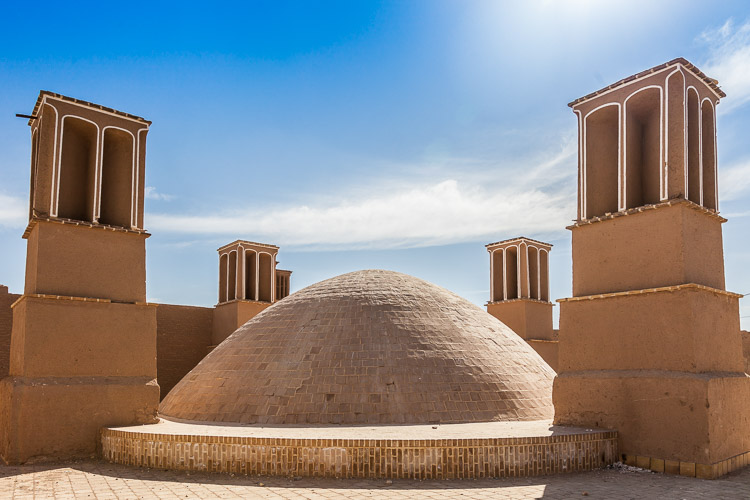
left=101, top=419, right=617, bottom=479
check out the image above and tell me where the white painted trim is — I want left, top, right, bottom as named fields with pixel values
left=489, top=248, right=494, bottom=302
left=623, top=85, right=664, bottom=208
left=134, top=128, right=148, bottom=229
left=701, top=97, right=717, bottom=209
left=56, top=115, right=100, bottom=220
left=238, top=244, right=245, bottom=299
left=664, top=68, right=684, bottom=200
left=685, top=86, right=701, bottom=204
left=272, top=251, right=278, bottom=302
left=44, top=102, right=59, bottom=216
left=713, top=100, right=719, bottom=211
left=98, top=126, right=135, bottom=225
left=517, top=243, right=524, bottom=299
left=540, top=248, right=550, bottom=302
left=583, top=102, right=621, bottom=218
left=522, top=243, right=530, bottom=300
left=536, top=246, right=541, bottom=301
left=574, top=110, right=583, bottom=219
left=30, top=128, right=39, bottom=218
left=44, top=95, right=151, bottom=127
left=570, top=62, right=723, bottom=110
left=228, top=250, right=238, bottom=300
left=257, top=251, right=275, bottom=302
left=502, top=248, right=507, bottom=301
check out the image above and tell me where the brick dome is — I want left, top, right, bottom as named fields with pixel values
left=160, top=270, right=555, bottom=425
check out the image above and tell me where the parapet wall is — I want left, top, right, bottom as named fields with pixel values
left=0, top=287, right=21, bottom=378
left=156, top=304, right=214, bottom=399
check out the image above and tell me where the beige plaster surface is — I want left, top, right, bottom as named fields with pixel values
left=109, top=417, right=599, bottom=439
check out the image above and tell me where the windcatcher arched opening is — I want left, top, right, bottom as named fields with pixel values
left=625, top=88, right=661, bottom=208
left=245, top=250, right=257, bottom=300
left=506, top=246, right=518, bottom=299
left=258, top=253, right=273, bottom=302
left=540, top=250, right=549, bottom=302
left=228, top=251, right=237, bottom=301
left=492, top=250, right=504, bottom=302
left=58, top=117, right=97, bottom=222
left=701, top=100, right=717, bottom=210
left=585, top=105, right=619, bottom=218
left=219, top=253, right=228, bottom=303
left=528, top=246, right=539, bottom=300
left=29, top=130, right=39, bottom=220
left=100, top=128, right=133, bottom=228
left=687, top=88, right=701, bottom=204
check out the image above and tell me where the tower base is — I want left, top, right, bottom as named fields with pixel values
left=0, top=295, right=159, bottom=464
left=553, top=284, right=750, bottom=477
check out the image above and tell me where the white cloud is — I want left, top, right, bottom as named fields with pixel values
left=0, top=194, right=27, bottom=229
left=720, top=159, right=750, bottom=202
left=145, top=186, right=175, bottom=201
left=700, top=18, right=750, bottom=115
left=147, top=142, right=577, bottom=250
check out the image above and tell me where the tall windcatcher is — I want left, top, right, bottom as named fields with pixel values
left=552, top=59, right=750, bottom=478
left=0, top=92, right=159, bottom=463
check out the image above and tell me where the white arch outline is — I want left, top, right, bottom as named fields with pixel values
left=664, top=68, right=684, bottom=200
left=99, top=125, right=136, bottom=226
left=43, top=101, right=60, bottom=216
left=574, top=110, right=584, bottom=219
left=257, top=251, right=275, bottom=302
left=623, top=85, right=664, bottom=208
left=700, top=97, right=717, bottom=210
left=685, top=86, right=701, bottom=204
left=583, top=102, right=621, bottom=218
left=227, top=250, right=238, bottom=301
left=135, top=128, right=149, bottom=229
left=55, top=115, right=100, bottom=220
left=539, top=248, right=550, bottom=302
left=29, top=127, right=39, bottom=219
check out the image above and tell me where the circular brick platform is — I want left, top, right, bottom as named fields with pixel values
left=101, top=419, right=617, bottom=479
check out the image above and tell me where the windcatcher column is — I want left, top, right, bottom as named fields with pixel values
left=212, top=240, right=290, bottom=346
left=553, top=59, right=750, bottom=478
left=486, top=237, right=557, bottom=370
left=0, top=92, right=158, bottom=463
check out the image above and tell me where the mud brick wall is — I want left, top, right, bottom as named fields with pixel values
left=742, top=330, right=750, bottom=374
left=0, top=286, right=21, bottom=377
left=156, top=304, right=213, bottom=399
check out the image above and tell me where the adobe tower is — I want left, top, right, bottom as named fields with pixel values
left=0, top=92, right=159, bottom=463
left=211, top=240, right=291, bottom=346
left=485, top=237, right=557, bottom=370
left=553, top=59, right=750, bottom=478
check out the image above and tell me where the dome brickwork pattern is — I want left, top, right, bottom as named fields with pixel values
left=160, top=270, right=555, bottom=425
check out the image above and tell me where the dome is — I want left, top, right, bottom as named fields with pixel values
left=160, top=270, right=555, bottom=425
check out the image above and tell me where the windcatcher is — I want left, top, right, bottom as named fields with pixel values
left=0, top=92, right=159, bottom=463
left=553, top=59, right=750, bottom=479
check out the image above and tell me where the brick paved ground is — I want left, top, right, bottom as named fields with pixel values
left=1, top=460, right=750, bottom=499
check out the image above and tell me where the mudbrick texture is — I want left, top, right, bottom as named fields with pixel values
left=160, top=270, right=555, bottom=425
left=101, top=427, right=617, bottom=479
left=156, top=304, right=214, bottom=399
left=0, top=286, right=21, bottom=377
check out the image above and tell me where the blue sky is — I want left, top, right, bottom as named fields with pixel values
left=1, top=1, right=750, bottom=328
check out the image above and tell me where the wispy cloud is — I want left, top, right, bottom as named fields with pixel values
left=0, top=193, right=27, bottom=229
left=700, top=18, right=750, bottom=115
left=720, top=158, right=750, bottom=202
left=147, top=141, right=577, bottom=250
left=145, top=186, right=175, bottom=201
